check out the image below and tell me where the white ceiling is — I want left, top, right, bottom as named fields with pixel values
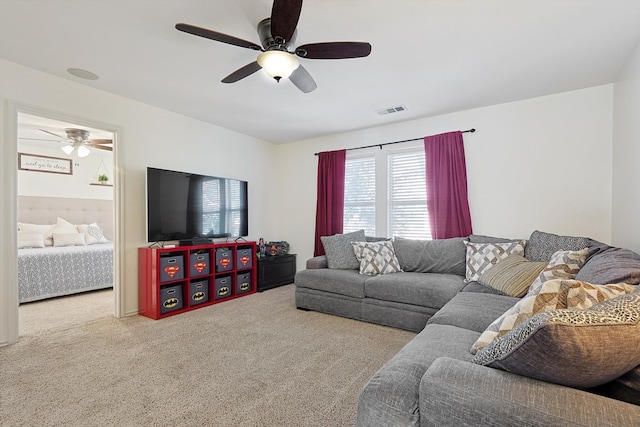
left=2, top=0, right=640, bottom=144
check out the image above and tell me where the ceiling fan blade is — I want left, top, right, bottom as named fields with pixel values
left=289, top=65, right=317, bottom=93
left=221, top=61, right=262, bottom=83
left=176, top=23, right=262, bottom=51
left=39, top=129, right=68, bottom=140
left=296, top=42, right=372, bottom=59
left=87, top=144, right=113, bottom=152
left=270, top=0, right=302, bottom=43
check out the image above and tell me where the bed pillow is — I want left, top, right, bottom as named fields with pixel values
left=463, top=240, right=526, bottom=282
left=18, top=222, right=54, bottom=246
left=77, top=223, right=110, bottom=245
left=17, top=231, right=45, bottom=249
left=320, top=230, right=366, bottom=270
left=53, top=232, right=86, bottom=247
left=477, top=254, right=547, bottom=297
left=53, top=217, right=79, bottom=234
left=352, top=240, right=402, bottom=276
left=472, top=293, right=640, bottom=389
left=524, top=230, right=590, bottom=262
left=470, top=279, right=636, bottom=354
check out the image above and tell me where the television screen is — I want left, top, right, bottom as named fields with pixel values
left=146, top=167, right=248, bottom=242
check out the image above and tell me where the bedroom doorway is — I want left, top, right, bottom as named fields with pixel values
left=15, top=110, right=118, bottom=337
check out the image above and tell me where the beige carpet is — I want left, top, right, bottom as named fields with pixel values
left=2, top=285, right=414, bottom=426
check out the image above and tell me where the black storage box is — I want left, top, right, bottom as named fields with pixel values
left=236, top=247, right=253, bottom=269
left=160, top=284, right=183, bottom=313
left=160, top=254, right=184, bottom=282
left=189, top=279, right=209, bottom=306
left=236, top=272, right=251, bottom=295
left=215, top=247, right=234, bottom=272
left=190, top=252, right=210, bottom=277
left=215, top=276, right=232, bottom=300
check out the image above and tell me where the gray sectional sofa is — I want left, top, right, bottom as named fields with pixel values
left=294, top=230, right=640, bottom=426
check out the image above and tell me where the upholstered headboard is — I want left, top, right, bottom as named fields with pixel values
left=18, top=196, right=114, bottom=240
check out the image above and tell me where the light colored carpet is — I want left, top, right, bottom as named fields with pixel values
left=2, top=284, right=415, bottom=426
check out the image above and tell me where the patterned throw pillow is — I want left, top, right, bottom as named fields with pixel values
left=477, top=254, right=548, bottom=297
left=352, top=240, right=402, bottom=276
left=320, top=230, right=366, bottom=270
left=472, top=293, right=640, bottom=389
left=463, top=240, right=526, bottom=282
left=78, top=223, right=110, bottom=245
left=524, top=230, right=590, bottom=262
left=528, top=248, right=589, bottom=294
left=470, top=279, right=636, bottom=354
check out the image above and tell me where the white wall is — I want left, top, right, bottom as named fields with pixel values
left=612, top=41, right=640, bottom=254
left=0, top=59, right=278, bottom=346
left=276, top=85, right=614, bottom=270
left=17, top=142, right=114, bottom=201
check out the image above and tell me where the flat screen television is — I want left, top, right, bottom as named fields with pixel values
left=146, top=167, right=248, bottom=242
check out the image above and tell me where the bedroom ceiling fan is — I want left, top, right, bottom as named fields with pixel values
left=175, top=0, right=372, bottom=93
left=33, top=128, right=113, bottom=158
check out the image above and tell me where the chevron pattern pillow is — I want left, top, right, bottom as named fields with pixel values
left=470, top=279, right=636, bottom=354
left=352, top=240, right=402, bottom=276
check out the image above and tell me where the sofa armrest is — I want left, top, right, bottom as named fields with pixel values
left=419, top=357, right=640, bottom=427
left=306, top=255, right=328, bottom=269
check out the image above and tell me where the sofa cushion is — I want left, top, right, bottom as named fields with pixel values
left=472, top=293, right=640, bottom=389
left=592, top=364, right=640, bottom=406
left=478, top=254, right=548, bottom=297
left=463, top=240, right=526, bottom=282
left=471, top=279, right=636, bottom=354
left=460, top=281, right=505, bottom=295
left=524, top=230, right=590, bottom=262
left=427, top=292, right=520, bottom=333
left=320, top=229, right=366, bottom=270
left=356, top=324, right=479, bottom=427
left=467, top=234, right=524, bottom=244
left=392, top=237, right=466, bottom=276
left=294, top=268, right=367, bottom=299
left=575, top=246, right=640, bottom=285
left=364, top=272, right=465, bottom=309
left=352, top=240, right=402, bottom=275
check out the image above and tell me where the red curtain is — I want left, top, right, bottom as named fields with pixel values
left=424, top=131, right=473, bottom=239
left=314, top=150, right=346, bottom=256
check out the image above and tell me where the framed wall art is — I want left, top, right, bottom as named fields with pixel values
left=18, top=153, right=73, bottom=175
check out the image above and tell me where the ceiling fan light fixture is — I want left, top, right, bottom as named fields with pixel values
left=61, top=144, right=74, bottom=155
left=77, top=145, right=91, bottom=158
left=257, top=50, right=299, bottom=81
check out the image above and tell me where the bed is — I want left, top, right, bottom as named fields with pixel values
left=17, top=196, right=114, bottom=303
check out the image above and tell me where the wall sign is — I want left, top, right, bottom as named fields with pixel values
left=18, top=153, right=73, bottom=175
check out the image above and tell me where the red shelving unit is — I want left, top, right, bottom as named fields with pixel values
left=138, top=241, right=257, bottom=320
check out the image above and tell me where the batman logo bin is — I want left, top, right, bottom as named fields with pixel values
left=189, top=280, right=209, bottom=306
left=160, top=284, right=183, bottom=313
left=215, top=276, right=232, bottom=300
left=215, top=248, right=233, bottom=272
left=236, top=272, right=251, bottom=295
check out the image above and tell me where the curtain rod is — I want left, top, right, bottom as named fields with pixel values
left=314, top=128, right=476, bottom=156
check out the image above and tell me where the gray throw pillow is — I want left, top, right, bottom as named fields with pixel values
left=473, top=293, right=640, bottom=389
left=392, top=237, right=466, bottom=276
left=524, top=230, right=590, bottom=262
left=320, top=230, right=366, bottom=270
left=575, top=247, right=640, bottom=285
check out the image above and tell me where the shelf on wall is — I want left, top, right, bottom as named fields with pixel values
left=90, top=182, right=113, bottom=187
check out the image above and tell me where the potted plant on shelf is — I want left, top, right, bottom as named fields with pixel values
left=98, top=174, right=109, bottom=184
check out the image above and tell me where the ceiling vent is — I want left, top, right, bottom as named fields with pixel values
left=377, top=105, right=407, bottom=115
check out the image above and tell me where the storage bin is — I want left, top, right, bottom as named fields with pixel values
left=236, top=272, right=251, bottom=294
left=215, top=247, right=234, bottom=272
left=236, top=247, right=253, bottom=269
left=160, top=254, right=184, bottom=282
left=160, top=283, right=183, bottom=313
left=215, top=276, right=232, bottom=300
left=189, top=280, right=209, bottom=306
left=190, top=252, right=210, bottom=277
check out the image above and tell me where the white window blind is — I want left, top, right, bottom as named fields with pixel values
left=387, top=151, right=431, bottom=239
left=343, top=155, right=376, bottom=236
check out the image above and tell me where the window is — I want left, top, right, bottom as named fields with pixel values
left=343, top=145, right=431, bottom=239
left=343, top=155, right=375, bottom=236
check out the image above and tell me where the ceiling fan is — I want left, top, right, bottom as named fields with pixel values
left=175, top=0, right=372, bottom=93
left=31, top=128, right=113, bottom=158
